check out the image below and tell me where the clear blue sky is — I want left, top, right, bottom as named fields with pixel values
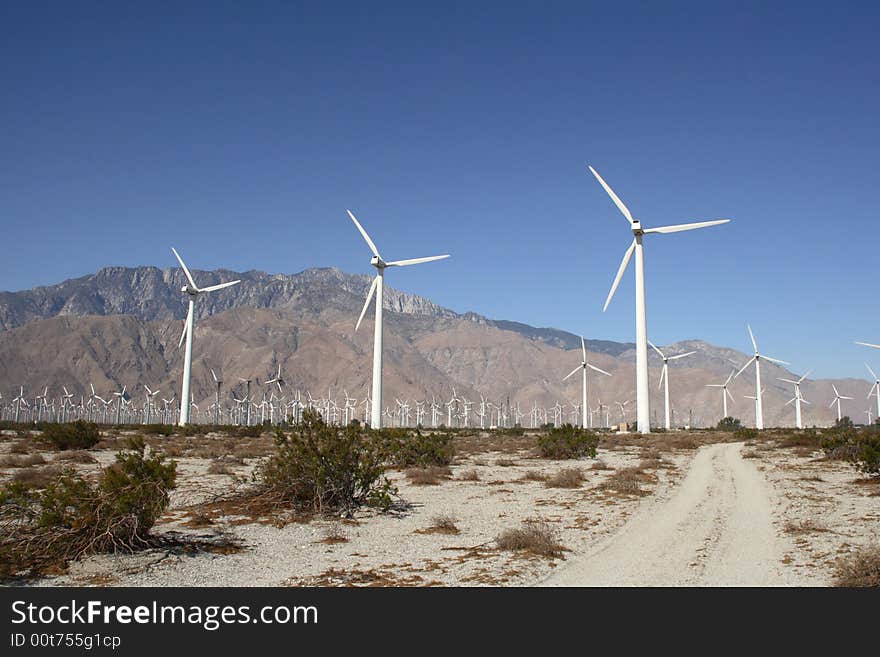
left=1, top=2, right=878, bottom=379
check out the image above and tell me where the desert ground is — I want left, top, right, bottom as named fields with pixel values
left=1, top=427, right=878, bottom=587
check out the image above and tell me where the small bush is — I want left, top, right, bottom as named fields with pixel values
left=599, top=467, right=651, bottom=496
left=717, top=417, right=742, bottom=431
left=0, top=437, right=176, bottom=578
left=496, top=520, right=564, bottom=558
left=822, top=428, right=880, bottom=476
left=537, top=424, right=599, bottom=459
left=381, top=428, right=454, bottom=468
left=425, top=514, right=459, bottom=535
left=255, top=410, right=395, bottom=515
left=142, top=424, right=175, bottom=436
left=834, top=545, right=880, bottom=587
left=41, top=421, right=101, bottom=451
left=521, top=470, right=547, bottom=482
left=0, top=454, right=46, bottom=468
left=545, top=468, right=584, bottom=489
left=734, top=427, right=759, bottom=441
left=54, top=450, right=98, bottom=464
left=458, top=469, right=480, bottom=481
left=405, top=466, right=452, bottom=486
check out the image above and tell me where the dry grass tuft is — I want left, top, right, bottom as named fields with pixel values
left=417, top=514, right=460, bottom=535
left=320, top=525, right=350, bottom=544
left=784, top=519, right=830, bottom=535
left=207, top=460, right=234, bottom=475
left=591, top=460, right=613, bottom=471
left=12, top=465, right=64, bottom=489
left=0, top=453, right=46, bottom=468
left=495, top=458, right=518, bottom=467
left=598, top=467, right=652, bottom=497
left=496, top=520, right=564, bottom=559
left=458, top=468, right=480, bottom=481
left=834, top=545, right=880, bottom=587
left=405, top=465, right=452, bottom=486
left=520, top=470, right=548, bottom=482
left=545, top=468, right=584, bottom=489
left=54, top=450, right=98, bottom=464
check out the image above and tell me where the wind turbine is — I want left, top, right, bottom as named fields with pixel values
left=589, top=165, right=730, bottom=433
left=171, top=247, right=241, bottom=425
left=778, top=371, right=811, bottom=429
left=563, top=336, right=611, bottom=428
left=733, top=325, right=788, bottom=430
left=347, top=209, right=449, bottom=429
left=705, top=369, right=736, bottom=421
left=144, top=385, right=160, bottom=424
left=829, top=384, right=853, bottom=422
left=649, top=341, right=695, bottom=430
left=865, top=363, right=880, bottom=421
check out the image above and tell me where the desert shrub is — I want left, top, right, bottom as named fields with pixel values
left=545, top=468, right=584, bottom=488
left=41, top=421, right=101, bottom=450
left=0, top=437, right=176, bottom=578
left=834, top=545, right=880, bottom=587
left=734, top=427, right=759, bottom=441
left=496, top=520, right=564, bottom=558
left=835, top=416, right=855, bottom=429
left=537, top=424, right=599, bottom=459
left=142, top=424, right=175, bottom=436
left=54, top=450, right=98, bottom=464
left=380, top=428, right=454, bottom=468
left=255, top=409, right=395, bottom=515
left=426, top=514, right=459, bottom=534
left=405, top=466, right=452, bottom=486
left=717, top=417, right=742, bottom=431
left=0, top=454, right=46, bottom=468
left=458, top=468, right=480, bottom=481
left=521, top=470, right=547, bottom=482
left=599, top=467, right=651, bottom=496
left=822, top=428, right=880, bottom=475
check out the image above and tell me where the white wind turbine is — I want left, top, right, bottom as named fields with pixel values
left=829, top=384, right=853, bottom=422
left=347, top=209, right=449, bottom=429
left=777, top=371, right=811, bottom=429
left=144, top=385, right=160, bottom=424
left=589, top=165, right=730, bottom=433
left=733, top=325, right=788, bottom=430
left=864, top=364, right=880, bottom=421
left=649, top=341, right=695, bottom=430
left=705, top=369, right=736, bottom=421
left=563, top=336, right=611, bottom=428
left=171, top=247, right=241, bottom=425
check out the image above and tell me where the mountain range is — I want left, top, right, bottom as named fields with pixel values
left=0, top=265, right=872, bottom=427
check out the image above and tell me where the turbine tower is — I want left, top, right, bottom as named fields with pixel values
left=865, top=364, right=880, bottom=421
left=733, top=325, right=788, bottom=430
left=210, top=369, right=222, bottom=426
left=563, top=336, right=611, bottom=428
left=649, top=341, right=695, bottom=430
left=705, top=368, right=736, bottom=420
left=347, top=210, right=449, bottom=429
left=778, top=371, right=811, bottom=429
left=589, top=165, right=730, bottom=433
left=171, top=247, right=241, bottom=426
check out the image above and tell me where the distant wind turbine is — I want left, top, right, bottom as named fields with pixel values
left=865, top=363, right=880, bottom=421
left=733, top=325, right=788, bottom=430
left=829, top=384, right=853, bottom=422
left=563, top=336, right=612, bottom=428
left=778, top=371, right=811, bottom=429
left=347, top=210, right=449, bottom=429
left=589, top=165, right=730, bottom=433
left=171, top=247, right=241, bottom=426
left=649, top=341, right=695, bottom=430
left=705, top=369, right=736, bottom=421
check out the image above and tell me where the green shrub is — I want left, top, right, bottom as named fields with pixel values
left=256, top=409, right=395, bottom=514
left=734, top=427, right=759, bottom=440
left=822, top=427, right=880, bottom=476
left=380, top=428, right=455, bottom=468
left=0, top=437, right=176, bottom=578
left=717, top=417, right=742, bottom=431
left=41, top=421, right=101, bottom=450
left=142, top=423, right=174, bottom=436
left=537, top=424, right=599, bottom=459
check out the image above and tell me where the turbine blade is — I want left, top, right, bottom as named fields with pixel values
left=761, top=355, right=789, bottom=365
left=658, top=363, right=667, bottom=390
left=725, top=389, right=735, bottom=403
left=642, top=219, right=730, bottom=234
left=171, top=247, right=199, bottom=291
left=581, top=336, right=587, bottom=362
left=346, top=210, right=381, bottom=258
left=856, top=341, right=880, bottom=350
left=798, top=370, right=812, bottom=384
left=866, top=363, right=879, bottom=380
left=668, top=351, right=696, bottom=360
left=587, top=165, right=634, bottom=224
left=603, top=238, right=636, bottom=312
left=355, top=276, right=379, bottom=332
left=200, top=280, right=241, bottom=293
left=385, top=255, right=450, bottom=267
left=587, top=364, right=612, bottom=376
left=648, top=340, right=664, bottom=359
left=832, top=383, right=840, bottom=396
left=178, top=304, right=193, bottom=348
left=748, top=324, right=758, bottom=353
left=563, top=366, right=581, bottom=382
left=734, top=356, right=756, bottom=378
left=211, top=368, right=218, bottom=382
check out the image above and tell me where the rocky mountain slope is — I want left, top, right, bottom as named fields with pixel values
left=0, top=267, right=871, bottom=427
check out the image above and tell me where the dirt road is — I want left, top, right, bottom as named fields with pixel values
left=540, top=442, right=790, bottom=586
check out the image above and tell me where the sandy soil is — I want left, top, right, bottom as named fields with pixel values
left=2, top=430, right=878, bottom=587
